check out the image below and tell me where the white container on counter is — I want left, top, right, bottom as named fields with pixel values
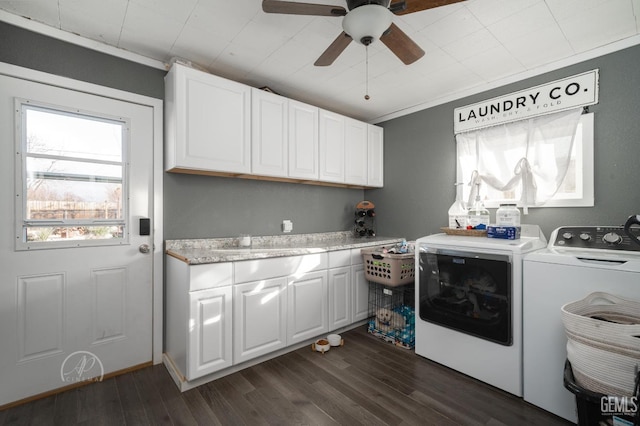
left=238, top=234, right=251, bottom=247
left=448, top=183, right=468, bottom=229
left=467, top=195, right=490, bottom=228
left=496, top=204, right=521, bottom=226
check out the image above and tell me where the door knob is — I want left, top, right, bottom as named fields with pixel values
left=139, top=244, right=150, bottom=254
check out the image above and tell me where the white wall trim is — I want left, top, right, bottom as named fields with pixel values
left=0, top=10, right=167, bottom=71
left=371, top=34, right=640, bottom=124
left=0, top=61, right=165, bottom=365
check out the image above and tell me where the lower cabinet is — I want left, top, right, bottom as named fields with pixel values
left=233, top=277, right=287, bottom=364
left=352, top=263, right=370, bottom=322
left=166, top=243, right=395, bottom=386
left=188, top=286, right=232, bottom=380
left=287, top=270, right=328, bottom=344
left=328, top=266, right=351, bottom=330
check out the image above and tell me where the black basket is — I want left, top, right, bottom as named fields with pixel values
left=564, top=360, right=639, bottom=426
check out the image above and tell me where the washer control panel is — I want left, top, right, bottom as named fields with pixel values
left=552, top=226, right=640, bottom=252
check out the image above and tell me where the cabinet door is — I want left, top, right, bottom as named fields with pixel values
left=287, top=270, right=328, bottom=344
left=289, top=100, right=319, bottom=180
left=352, top=264, right=370, bottom=322
left=233, top=278, right=287, bottom=364
left=328, top=267, right=351, bottom=331
left=188, top=286, right=232, bottom=380
left=367, top=124, right=384, bottom=187
left=252, top=88, right=288, bottom=177
left=344, top=118, right=368, bottom=185
left=319, top=109, right=345, bottom=183
left=166, top=64, right=251, bottom=173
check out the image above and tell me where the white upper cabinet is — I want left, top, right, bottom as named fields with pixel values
left=251, top=88, right=288, bottom=177
left=367, top=124, right=384, bottom=187
left=165, top=64, right=383, bottom=187
left=319, top=109, right=345, bottom=183
left=344, top=117, right=368, bottom=186
left=165, top=63, right=251, bottom=174
left=288, top=100, right=319, bottom=180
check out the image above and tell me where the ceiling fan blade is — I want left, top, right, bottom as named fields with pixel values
left=380, top=23, right=425, bottom=65
left=262, top=0, right=347, bottom=16
left=390, top=0, right=465, bottom=15
left=314, top=32, right=353, bottom=66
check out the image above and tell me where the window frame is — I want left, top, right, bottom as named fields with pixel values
left=14, top=98, right=131, bottom=250
left=456, top=112, right=594, bottom=209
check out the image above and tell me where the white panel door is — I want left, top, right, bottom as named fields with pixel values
left=319, top=109, right=345, bottom=183
left=251, top=88, right=288, bottom=177
left=233, top=278, right=287, bottom=364
left=352, top=264, right=370, bottom=322
left=188, top=286, right=232, bottom=380
left=288, top=100, right=319, bottom=180
left=344, top=118, right=368, bottom=185
left=0, top=74, right=154, bottom=406
left=328, top=267, right=351, bottom=330
left=287, top=270, right=328, bottom=344
left=166, top=64, right=251, bottom=173
left=367, top=124, right=384, bottom=187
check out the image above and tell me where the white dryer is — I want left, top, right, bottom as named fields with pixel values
left=415, top=225, right=547, bottom=397
left=523, top=225, right=640, bottom=422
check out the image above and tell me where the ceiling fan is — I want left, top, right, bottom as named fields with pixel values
left=262, top=0, right=466, bottom=66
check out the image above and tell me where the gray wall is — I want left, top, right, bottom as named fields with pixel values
left=164, top=174, right=363, bottom=239
left=367, top=44, right=640, bottom=240
left=0, top=22, right=165, bottom=99
left=0, top=21, right=365, bottom=240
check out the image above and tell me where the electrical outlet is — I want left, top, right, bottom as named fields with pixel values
left=282, top=220, right=293, bottom=233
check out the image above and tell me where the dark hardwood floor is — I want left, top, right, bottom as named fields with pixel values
left=0, top=326, right=572, bottom=425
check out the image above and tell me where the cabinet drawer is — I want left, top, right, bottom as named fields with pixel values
left=190, top=262, right=233, bottom=292
left=234, top=253, right=328, bottom=284
left=328, top=249, right=351, bottom=268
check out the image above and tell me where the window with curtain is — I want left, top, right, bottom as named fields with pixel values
left=456, top=108, right=594, bottom=213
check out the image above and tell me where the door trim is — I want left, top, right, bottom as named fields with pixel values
left=0, top=61, right=164, bottom=364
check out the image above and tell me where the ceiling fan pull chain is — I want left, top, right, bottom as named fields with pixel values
left=364, top=45, right=370, bottom=100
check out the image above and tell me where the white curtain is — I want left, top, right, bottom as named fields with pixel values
left=456, top=108, right=583, bottom=213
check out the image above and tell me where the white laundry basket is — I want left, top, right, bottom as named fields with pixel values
left=561, top=292, right=640, bottom=396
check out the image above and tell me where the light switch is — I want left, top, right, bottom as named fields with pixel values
left=282, top=220, right=293, bottom=233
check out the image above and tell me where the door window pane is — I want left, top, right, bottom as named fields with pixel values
left=17, top=102, right=129, bottom=249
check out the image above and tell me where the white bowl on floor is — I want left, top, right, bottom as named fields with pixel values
left=327, top=334, right=341, bottom=346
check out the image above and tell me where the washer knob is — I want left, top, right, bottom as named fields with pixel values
left=562, top=232, right=573, bottom=240
left=602, top=232, right=622, bottom=245
left=579, top=233, right=591, bottom=241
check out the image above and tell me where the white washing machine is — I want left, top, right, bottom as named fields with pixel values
left=523, top=225, right=640, bottom=422
left=415, top=225, right=547, bottom=397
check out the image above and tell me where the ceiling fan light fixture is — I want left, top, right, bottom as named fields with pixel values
left=342, top=4, right=392, bottom=46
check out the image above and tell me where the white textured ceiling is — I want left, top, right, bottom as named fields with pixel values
left=1, top=0, right=639, bottom=122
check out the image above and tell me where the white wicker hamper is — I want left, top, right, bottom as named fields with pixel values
left=561, top=292, right=640, bottom=396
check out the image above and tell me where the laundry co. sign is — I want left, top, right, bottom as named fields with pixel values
left=454, top=69, right=599, bottom=133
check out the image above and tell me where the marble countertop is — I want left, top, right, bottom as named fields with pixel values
left=166, top=231, right=404, bottom=265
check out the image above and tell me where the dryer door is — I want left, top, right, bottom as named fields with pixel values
left=419, top=248, right=512, bottom=345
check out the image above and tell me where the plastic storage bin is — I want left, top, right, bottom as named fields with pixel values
left=361, top=247, right=415, bottom=287
left=564, top=360, right=639, bottom=426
